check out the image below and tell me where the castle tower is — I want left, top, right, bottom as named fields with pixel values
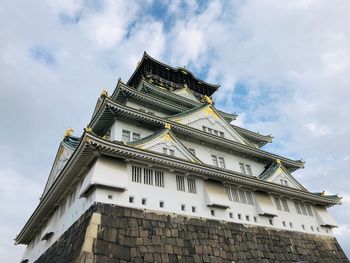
left=16, top=52, right=348, bottom=262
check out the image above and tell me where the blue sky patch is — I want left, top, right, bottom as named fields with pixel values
left=30, top=46, right=56, bottom=66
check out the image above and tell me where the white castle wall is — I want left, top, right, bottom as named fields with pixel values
left=22, top=157, right=335, bottom=263
left=22, top=183, right=95, bottom=263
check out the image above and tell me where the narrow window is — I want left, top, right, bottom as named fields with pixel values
left=316, top=227, right=320, bottom=232
left=219, top=132, right=225, bottom=138
left=239, top=163, right=246, bottom=174
left=202, top=126, right=207, bottom=132
left=300, top=203, right=308, bottom=215
left=214, top=130, right=218, bottom=136
left=289, top=222, right=293, bottom=228
left=302, top=224, right=305, bottom=230
left=139, top=108, right=146, bottom=112
left=238, top=214, right=242, bottom=220
left=238, top=189, right=247, bottom=204
left=231, top=188, right=240, bottom=202
left=144, top=168, right=153, bottom=185
left=211, top=210, right=215, bottom=216
left=305, top=204, right=313, bottom=216
left=129, top=196, right=134, bottom=203
left=132, top=166, right=142, bottom=183
left=246, top=191, right=254, bottom=205
left=281, top=199, right=289, bottom=212
left=269, top=219, right=273, bottom=225
left=218, top=157, right=226, bottom=168
left=107, top=194, right=113, bottom=200
left=142, top=198, right=147, bottom=205
left=122, top=130, right=131, bottom=142
left=176, top=175, right=185, bottom=192
left=274, top=197, right=282, bottom=210
left=254, top=216, right=257, bottom=223
left=245, top=165, right=252, bottom=176
left=169, top=149, right=175, bottom=156
left=294, top=201, right=301, bottom=214
left=181, top=204, right=185, bottom=211
left=225, top=187, right=232, bottom=201
left=282, top=221, right=286, bottom=227
left=188, top=148, right=196, bottom=156
left=148, top=111, right=155, bottom=115
left=187, top=178, right=196, bottom=194
left=192, top=206, right=196, bottom=213
left=163, top=147, right=168, bottom=155
left=132, top=132, right=141, bottom=141
left=155, top=170, right=164, bottom=187
left=208, top=128, right=213, bottom=134
left=246, top=215, right=250, bottom=221
left=159, top=201, right=164, bottom=208
left=229, top=212, right=233, bottom=219
left=211, top=155, right=218, bottom=166
left=311, top=226, right=314, bottom=231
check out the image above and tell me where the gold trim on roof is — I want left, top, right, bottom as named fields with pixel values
left=64, top=128, right=74, bottom=138
left=203, top=95, right=213, bottom=105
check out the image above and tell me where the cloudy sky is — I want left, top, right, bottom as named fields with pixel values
left=1, top=0, right=350, bottom=261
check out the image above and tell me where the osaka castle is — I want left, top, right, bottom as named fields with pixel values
left=17, top=52, right=348, bottom=263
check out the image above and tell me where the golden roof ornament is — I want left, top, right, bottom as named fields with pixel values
left=165, top=123, right=171, bottom=130
left=85, top=127, right=93, bottom=133
left=203, top=95, right=213, bottom=105
left=275, top=159, right=281, bottom=164
left=100, top=89, right=109, bottom=98
left=64, top=128, right=74, bottom=138
left=183, top=83, right=188, bottom=89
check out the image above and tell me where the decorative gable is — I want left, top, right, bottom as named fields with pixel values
left=43, top=135, right=79, bottom=196
left=259, top=159, right=307, bottom=191
left=172, top=84, right=200, bottom=102
left=128, top=125, right=201, bottom=164
left=168, top=104, right=251, bottom=146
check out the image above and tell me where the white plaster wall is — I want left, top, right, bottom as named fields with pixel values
left=181, top=139, right=266, bottom=176
left=110, top=119, right=154, bottom=141
left=22, top=183, right=95, bottom=263
left=24, top=158, right=335, bottom=262
left=92, top=161, right=334, bottom=237
left=125, top=101, right=167, bottom=117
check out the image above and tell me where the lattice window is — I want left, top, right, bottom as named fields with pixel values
left=155, top=170, right=164, bottom=187
left=122, top=130, right=131, bottom=142
left=187, top=178, right=196, bottom=194
left=132, top=166, right=142, bottom=183
left=176, top=175, right=185, bottom=191
left=218, top=157, right=226, bottom=168
left=144, top=168, right=153, bottom=185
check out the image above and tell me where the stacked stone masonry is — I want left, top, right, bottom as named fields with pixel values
left=35, top=203, right=349, bottom=263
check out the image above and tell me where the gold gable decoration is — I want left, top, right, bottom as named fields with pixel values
left=64, top=128, right=74, bottom=138
left=100, top=89, right=109, bottom=98
left=203, top=95, right=213, bottom=105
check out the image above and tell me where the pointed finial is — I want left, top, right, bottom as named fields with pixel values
left=136, top=61, right=141, bottom=68
left=64, top=128, right=74, bottom=138
left=203, top=95, right=213, bottom=105
left=85, top=127, right=92, bottom=133
left=165, top=123, right=171, bottom=130
left=275, top=159, right=281, bottom=164
left=184, top=83, right=188, bottom=89
left=100, top=89, right=109, bottom=98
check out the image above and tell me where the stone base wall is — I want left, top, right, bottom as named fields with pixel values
left=35, top=203, right=349, bottom=263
